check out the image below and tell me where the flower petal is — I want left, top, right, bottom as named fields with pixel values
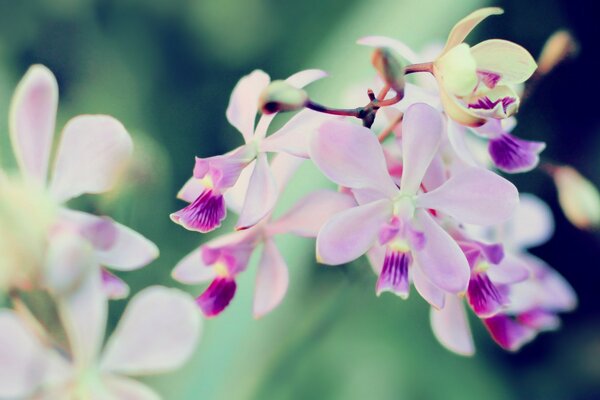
left=196, top=277, right=237, bottom=317
left=430, top=295, right=475, bottom=356
left=356, top=36, right=421, bottom=64
left=488, top=133, right=545, bottom=173
left=170, top=189, right=227, bottom=233
left=442, top=7, right=504, bottom=52
left=9, top=65, right=58, bottom=183
left=416, top=167, right=519, bottom=225
left=235, top=153, right=278, bottom=230
left=0, top=310, right=48, bottom=398
left=226, top=70, right=270, bottom=142
left=467, top=273, right=507, bottom=317
left=412, top=264, right=446, bottom=309
left=483, top=314, right=536, bottom=351
left=413, top=210, right=470, bottom=294
left=103, top=376, right=161, bottom=400
left=285, top=69, right=328, bottom=89
left=471, top=39, right=537, bottom=85
left=176, top=177, right=206, bottom=203
left=172, top=247, right=217, bottom=285
left=400, top=103, right=444, bottom=194
left=375, top=249, right=411, bottom=298
left=101, top=286, right=201, bottom=375
left=253, top=239, right=289, bottom=318
left=101, top=269, right=130, bottom=300
left=509, top=193, right=555, bottom=250
left=438, top=78, right=487, bottom=127
left=487, top=254, right=530, bottom=285
left=310, top=120, right=397, bottom=198
left=60, top=209, right=159, bottom=271
left=317, top=199, right=392, bottom=265
left=49, top=115, right=133, bottom=202
left=268, top=190, right=356, bottom=237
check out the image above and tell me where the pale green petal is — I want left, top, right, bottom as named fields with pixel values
left=471, top=39, right=537, bottom=84
left=442, top=7, right=504, bottom=53
left=435, top=43, right=478, bottom=97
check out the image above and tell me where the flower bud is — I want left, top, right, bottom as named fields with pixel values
left=259, top=80, right=308, bottom=114
left=553, top=166, right=600, bottom=230
left=537, top=30, right=578, bottom=76
left=371, top=48, right=406, bottom=96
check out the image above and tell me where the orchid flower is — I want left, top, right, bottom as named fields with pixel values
left=173, top=154, right=355, bottom=318
left=0, top=269, right=201, bottom=399
left=1, top=65, right=158, bottom=298
left=171, top=69, right=333, bottom=233
left=310, top=103, right=518, bottom=304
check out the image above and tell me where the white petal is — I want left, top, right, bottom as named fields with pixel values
left=100, top=286, right=201, bottom=375
left=253, top=240, right=289, bottom=318
left=49, top=115, right=133, bottom=202
left=285, top=69, right=328, bottom=89
left=102, top=375, right=161, bottom=400
left=172, top=246, right=217, bottom=284
left=226, top=70, right=270, bottom=142
left=430, top=295, right=475, bottom=356
left=9, top=64, right=58, bottom=183
left=224, top=160, right=256, bottom=215
left=235, top=153, right=278, bottom=230
left=412, top=264, right=446, bottom=309
left=509, top=193, right=555, bottom=250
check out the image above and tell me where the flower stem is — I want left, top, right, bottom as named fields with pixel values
left=378, top=112, right=404, bottom=142
left=404, top=62, right=433, bottom=75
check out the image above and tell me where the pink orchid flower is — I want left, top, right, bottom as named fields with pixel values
left=2, top=65, right=158, bottom=298
left=0, top=268, right=201, bottom=399
left=173, top=154, right=355, bottom=318
left=171, top=69, right=333, bottom=233
left=310, top=103, right=519, bottom=303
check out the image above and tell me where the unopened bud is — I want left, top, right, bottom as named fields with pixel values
left=259, top=80, right=308, bottom=114
left=553, top=166, right=600, bottom=230
left=537, top=30, right=578, bottom=76
left=371, top=48, right=405, bottom=96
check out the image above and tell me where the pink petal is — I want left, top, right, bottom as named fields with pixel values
left=310, top=120, right=397, bottom=198
left=226, top=70, right=270, bottom=142
left=357, top=36, right=421, bottom=64
left=412, top=264, right=446, bottom=309
left=170, top=188, right=226, bottom=233
left=510, top=193, right=555, bottom=250
left=442, top=7, right=504, bottom=53
left=260, top=109, right=333, bottom=158
left=103, top=376, right=161, bottom=400
left=100, top=286, right=201, bottom=375
left=430, top=295, right=475, bottom=356
left=224, top=160, right=256, bottom=215
left=253, top=239, right=289, bottom=318
left=60, top=209, right=159, bottom=271
left=0, top=311, right=48, bottom=398
left=416, top=167, right=519, bottom=225
left=235, top=153, right=278, bottom=230
left=483, top=314, right=536, bottom=351
left=316, top=199, right=392, bottom=265
left=101, top=269, right=130, bottom=300
left=176, top=177, right=206, bottom=203
left=400, top=103, right=444, bottom=194
left=487, top=254, right=530, bottom=285
left=9, top=64, right=58, bottom=183
left=49, top=115, right=133, bottom=202
left=172, top=246, right=217, bottom=284
left=268, top=190, right=356, bottom=237
left=413, top=210, right=470, bottom=294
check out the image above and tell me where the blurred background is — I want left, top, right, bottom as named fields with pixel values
left=0, top=0, right=598, bottom=399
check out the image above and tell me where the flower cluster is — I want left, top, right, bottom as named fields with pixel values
left=171, top=7, right=586, bottom=354
left=0, top=66, right=201, bottom=399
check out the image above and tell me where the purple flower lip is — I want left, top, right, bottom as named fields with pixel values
left=477, top=70, right=501, bottom=89
left=376, top=248, right=411, bottom=298
left=196, top=277, right=237, bottom=317
left=483, top=314, right=536, bottom=352
left=488, top=133, right=546, bottom=173
left=171, top=189, right=226, bottom=233
left=468, top=95, right=516, bottom=114
left=467, top=273, right=507, bottom=317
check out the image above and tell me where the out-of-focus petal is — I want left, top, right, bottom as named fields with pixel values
left=235, top=153, right=277, bottom=230
left=310, top=120, right=397, bottom=198
left=430, top=295, right=475, bottom=356
left=268, top=190, right=356, bottom=237
left=413, top=264, right=446, bottom=309
left=446, top=121, right=480, bottom=167
left=400, top=103, right=444, bottom=194
left=49, top=115, right=133, bottom=203
left=442, top=7, right=504, bottom=53
left=413, top=210, right=470, bottom=294
left=253, top=239, right=289, bottom=318
left=488, top=133, right=545, bottom=173
left=226, top=70, right=270, bottom=142
left=57, top=267, right=107, bottom=369
left=60, top=209, right=159, bottom=271
left=9, top=64, right=58, bottom=183
left=357, top=36, right=421, bottom=64
left=483, top=314, right=536, bottom=351
left=317, top=199, right=392, bottom=265
left=285, top=69, right=328, bottom=89
left=101, top=286, right=201, bottom=375
left=487, top=254, right=530, bottom=285
left=416, top=167, right=519, bottom=225
left=509, top=193, right=555, bottom=250
left=471, top=39, right=537, bottom=85
left=467, top=273, right=507, bottom=318
left=260, top=109, right=332, bottom=158
left=224, top=160, right=255, bottom=215
left=172, top=246, right=217, bottom=284
left=103, top=376, right=161, bottom=400
left=0, top=310, right=48, bottom=398
left=553, top=166, right=600, bottom=230
left=101, top=269, right=130, bottom=300
left=196, top=277, right=237, bottom=317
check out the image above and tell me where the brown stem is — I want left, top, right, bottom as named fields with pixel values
left=305, top=100, right=361, bottom=118
left=404, top=62, right=433, bottom=75
left=378, top=112, right=404, bottom=142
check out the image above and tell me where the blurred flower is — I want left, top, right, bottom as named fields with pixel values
left=311, top=104, right=518, bottom=302
left=551, top=165, right=600, bottom=230
left=0, top=274, right=201, bottom=399
left=171, top=69, right=332, bottom=233
left=1, top=65, right=158, bottom=296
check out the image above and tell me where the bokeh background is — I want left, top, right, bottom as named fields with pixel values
left=1, top=0, right=598, bottom=399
